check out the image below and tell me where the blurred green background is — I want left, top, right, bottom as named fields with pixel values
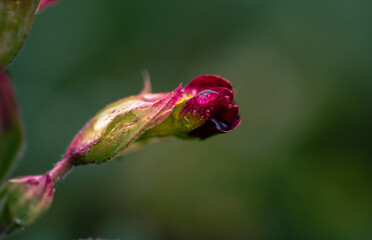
left=7, top=0, right=372, bottom=239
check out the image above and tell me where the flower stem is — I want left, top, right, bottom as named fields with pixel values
left=48, top=156, right=74, bottom=183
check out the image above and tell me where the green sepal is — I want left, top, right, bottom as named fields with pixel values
left=137, top=96, right=202, bottom=140
left=66, top=85, right=183, bottom=164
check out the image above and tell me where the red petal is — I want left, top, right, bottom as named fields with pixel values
left=184, top=75, right=232, bottom=95
left=188, top=105, right=241, bottom=139
left=180, top=87, right=234, bottom=121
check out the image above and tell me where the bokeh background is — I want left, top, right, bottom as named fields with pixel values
left=7, top=0, right=372, bottom=239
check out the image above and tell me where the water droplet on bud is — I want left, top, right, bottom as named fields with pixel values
left=206, top=109, right=211, bottom=117
left=194, top=90, right=219, bottom=105
left=224, top=95, right=231, bottom=103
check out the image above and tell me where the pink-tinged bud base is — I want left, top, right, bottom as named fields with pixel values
left=9, top=174, right=54, bottom=199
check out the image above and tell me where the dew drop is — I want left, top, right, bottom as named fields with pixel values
left=194, top=90, right=219, bottom=105
left=224, top=95, right=231, bottom=103
left=206, top=109, right=211, bottom=117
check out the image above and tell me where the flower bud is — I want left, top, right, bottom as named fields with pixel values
left=139, top=75, right=241, bottom=140
left=0, top=71, right=23, bottom=182
left=179, top=75, right=241, bottom=139
left=0, top=0, right=40, bottom=68
left=65, top=84, right=184, bottom=164
left=0, top=174, right=53, bottom=236
left=64, top=75, right=240, bottom=166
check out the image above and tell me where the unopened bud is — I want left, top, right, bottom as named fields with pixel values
left=0, top=174, right=53, bottom=236
left=137, top=75, right=241, bottom=140
left=0, top=0, right=40, bottom=68
left=66, top=84, right=183, bottom=164
left=0, top=71, right=23, bottom=182
left=63, top=75, right=240, bottom=166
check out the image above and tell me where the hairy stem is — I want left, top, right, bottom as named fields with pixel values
left=48, top=156, right=74, bottom=183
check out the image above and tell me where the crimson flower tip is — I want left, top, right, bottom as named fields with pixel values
left=184, top=75, right=233, bottom=95
left=188, top=104, right=241, bottom=139
left=179, top=75, right=241, bottom=139
left=36, top=0, right=60, bottom=13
